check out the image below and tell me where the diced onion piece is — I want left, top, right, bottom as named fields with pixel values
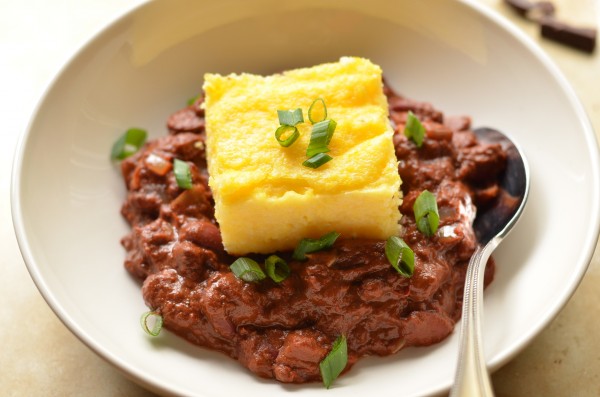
left=306, top=119, right=336, bottom=157
left=230, top=257, right=266, bottom=282
left=194, top=140, right=205, bottom=151
left=403, top=111, right=426, bottom=147
left=308, top=98, right=327, bottom=124
left=292, top=232, right=340, bottom=261
left=275, top=125, right=300, bottom=147
left=265, top=255, right=290, bottom=283
left=140, top=311, right=163, bottom=336
left=145, top=153, right=171, bottom=176
left=385, top=236, right=415, bottom=277
left=414, top=190, right=439, bottom=237
left=111, top=128, right=147, bottom=160
left=302, top=152, right=333, bottom=169
left=277, top=108, right=304, bottom=126
left=173, top=158, right=193, bottom=189
left=319, top=335, right=348, bottom=389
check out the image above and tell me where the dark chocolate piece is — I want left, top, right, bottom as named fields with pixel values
left=505, top=0, right=533, bottom=16
left=504, top=0, right=555, bottom=19
left=541, top=18, right=597, bottom=53
left=504, top=0, right=534, bottom=16
left=526, top=2, right=556, bottom=21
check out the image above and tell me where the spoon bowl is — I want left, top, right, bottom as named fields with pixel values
left=450, top=127, right=530, bottom=397
left=473, top=127, right=530, bottom=245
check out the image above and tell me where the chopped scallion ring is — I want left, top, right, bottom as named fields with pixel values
left=302, top=152, right=333, bottom=169
left=111, top=128, right=147, bottom=160
left=277, top=108, right=304, bottom=126
left=230, top=257, right=266, bottom=282
left=173, top=159, right=193, bottom=189
left=403, top=111, right=426, bottom=147
left=308, top=98, right=327, bottom=124
left=292, top=231, right=340, bottom=261
left=385, top=236, right=415, bottom=277
left=319, top=335, right=348, bottom=389
left=306, top=119, right=337, bottom=157
left=265, top=255, right=290, bottom=283
left=140, top=311, right=163, bottom=337
left=187, top=94, right=200, bottom=106
left=275, top=125, right=300, bottom=147
left=413, top=190, right=439, bottom=237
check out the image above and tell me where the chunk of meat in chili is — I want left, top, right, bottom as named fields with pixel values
left=119, top=84, right=506, bottom=384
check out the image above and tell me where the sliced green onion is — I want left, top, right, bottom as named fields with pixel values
left=385, top=236, right=415, bottom=278
left=275, top=125, right=300, bottom=147
left=302, top=152, right=333, bottom=169
left=230, top=257, right=266, bottom=282
left=413, top=190, right=439, bottom=237
left=292, top=231, right=340, bottom=261
left=111, top=128, right=147, bottom=160
left=319, top=335, right=348, bottom=389
left=140, top=311, right=163, bottom=337
left=277, top=108, right=304, bottom=126
left=308, top=98, right=327, bottom=124
left=306, top=119, right=337, bottom=157
left=265, top=255, right=290, bottom=283
left=403, top=111, right=426, bottom=148
left=173, top=159, right=193, bottom=189
left=187, top=94, right=200, bottom=106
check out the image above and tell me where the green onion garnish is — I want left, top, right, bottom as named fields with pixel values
left=292, top=231, right=340, bottom=261
left=275, top=125, right=300, bottom=147
left=306, top=119, right=337, bottom=157
left=187, top=94, right=200, bottom=106
left=385, top=236, right=415, bottom=277
left=277, top=108, right=304, bottom=126
left=403, top=111, right=426, bottom=147
left=265, top=255, right=290, bottom=283
left=173, top=159, right=193, bottom=189
left=413, top=190, right=439, bottom=237
left=111, top=128, right=147, bottom=160
left=302, top=152, right=333, bottom=169
left=230, top=257, right=266, bottom=282
left=140, top=311, right=163, bottom=337
left=319, top=334, right=348, bottom=389
left=308, top=98, right=327, bottom=124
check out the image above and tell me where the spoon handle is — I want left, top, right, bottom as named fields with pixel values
left=450, top=239, right=498, bottom=397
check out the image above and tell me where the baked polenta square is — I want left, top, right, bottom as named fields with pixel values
left=203, top=57, right=401, bottom=255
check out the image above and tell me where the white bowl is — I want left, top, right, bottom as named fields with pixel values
left=12, top=0, right=600, bottom=396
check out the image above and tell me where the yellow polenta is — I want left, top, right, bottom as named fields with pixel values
left=203, top=57, right=401, bottom=255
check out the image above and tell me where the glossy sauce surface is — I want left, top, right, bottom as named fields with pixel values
left=119, top=85, right=507, bottom=383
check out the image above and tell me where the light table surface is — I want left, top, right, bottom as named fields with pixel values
left=1, top=1, right=599, bottom=395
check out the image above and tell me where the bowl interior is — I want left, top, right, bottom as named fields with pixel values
left=13, top=0, right=600, bottom=396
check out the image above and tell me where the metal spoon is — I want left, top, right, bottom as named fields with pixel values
left=450, top=127, right=530, bottom=397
